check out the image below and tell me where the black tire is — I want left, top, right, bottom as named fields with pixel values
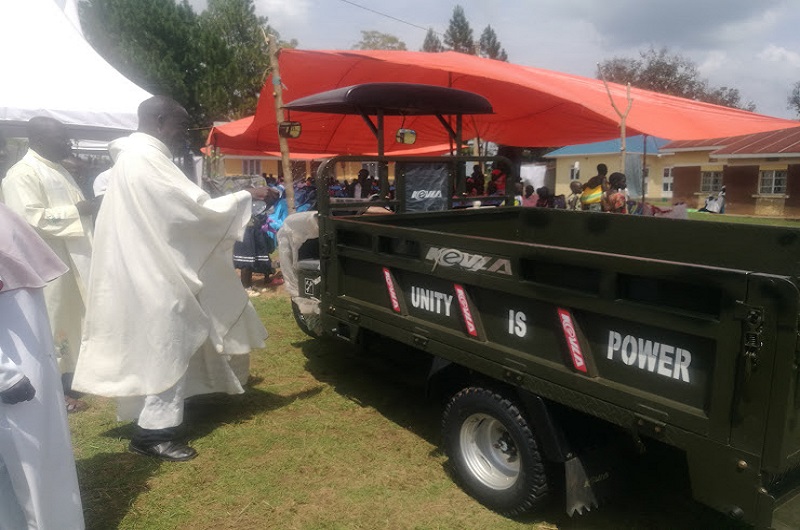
left=442, top=387, right=549, bottom=516
left=291, top=300, right=321, bottom=339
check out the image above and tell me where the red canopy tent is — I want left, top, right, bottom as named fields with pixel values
left=205, top=117, right=329, bottom=159
left=208, top=114, right=454, bottom=157
left=208, top=49, right=798, bottom=154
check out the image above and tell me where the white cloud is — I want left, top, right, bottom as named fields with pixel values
left=711, top=9, right=779, bottom=44
left=256, top=0, right=311, bottom=25
left=696, top=51, right=729, bottom=75
left=758, top=44, right=800, bottom=68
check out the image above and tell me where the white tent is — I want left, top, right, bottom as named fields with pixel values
left=1, top=0, right=151, bottom=140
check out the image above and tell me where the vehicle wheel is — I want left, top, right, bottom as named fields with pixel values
left=291, top=299, right=321, bottom=339
left=442, top=387, right=549, bottom=516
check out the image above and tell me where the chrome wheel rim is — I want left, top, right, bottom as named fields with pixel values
left=459, top=413, right=519, bottom=490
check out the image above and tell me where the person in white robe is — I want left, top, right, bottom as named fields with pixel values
left=74, top=96, right=275, bottom=461
left=1, top=117, right=100, bottom=413
left=0, top=202, right=85, bottom=530
left=92, top=167, right=112, bottom=197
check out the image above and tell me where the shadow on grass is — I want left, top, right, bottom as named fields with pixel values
left=77, top=451, right=161, bottom=530
left=97, top=385, right=324, bottom=443
left=300, top=335, right=441, bottom=446
left=182, top=385, right=324, bottom=440
left=80, top=385, right=321, bottom=529
left=299, top=335, right=749, bottom=530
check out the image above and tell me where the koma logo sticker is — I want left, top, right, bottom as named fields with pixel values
left=411, top=190, right=443, bottom=199
left=425, top=247, right=513, bottom=276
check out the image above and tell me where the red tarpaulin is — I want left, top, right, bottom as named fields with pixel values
left=208, top=49, right=798, bottom=154
left=208, top=114, right=453, bottom=157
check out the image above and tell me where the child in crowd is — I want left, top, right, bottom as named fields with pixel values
left=604, top=172, right=628, bottom=213
left=567, top=180, right=583, bottom=210
left=521, top=184, right=538, bottom=206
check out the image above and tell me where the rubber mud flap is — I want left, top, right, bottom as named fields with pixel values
left=291, top=298, right=322, bottom=338
left=564, top=445, right=622, bottom=516
left=564, top=455, right=598, bottom=515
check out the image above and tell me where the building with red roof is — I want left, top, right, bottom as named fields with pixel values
left=660, top=126, right=800, bottom=216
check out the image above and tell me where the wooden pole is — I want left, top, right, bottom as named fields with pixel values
left=598, top=64, right=633, bottom=174
left=620, top=103, right=627, bottom=173
left=266, top=32, right=295, bottom=214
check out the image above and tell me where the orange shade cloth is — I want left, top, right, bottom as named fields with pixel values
left=208, top=49, right=799, bottom=154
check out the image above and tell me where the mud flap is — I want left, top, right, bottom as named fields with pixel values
left=564, top=446, right=620, bottom=516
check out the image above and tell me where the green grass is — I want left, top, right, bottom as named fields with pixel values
left=70, top=289, right=746, bottom=529
left=687, top=211, right=800, bottom=227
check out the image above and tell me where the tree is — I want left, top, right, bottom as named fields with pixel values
left=421, top=28, right=444, bottom=53
left=353, top=30, right=406, bottom=51
left=443, top=5, right=475, bottom=54
left=80, top=0, right=283, bottom=147
left=478, top=25, right=507, bottom=61
left=79, top=0, right=203, bottom=114
left=198, top=0, right=272, bottom=121
left=702, top=84, right=755, bottom=111
left=597, top=47, right=755, bottom=111
left=789, top=81, right=800, bottom=118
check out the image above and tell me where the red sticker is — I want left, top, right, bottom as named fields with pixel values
left=454, top=284, right=478, bottom=337
left=558, top=308, right=587, bottom=373
left=382, top=268, right=401, bottom=313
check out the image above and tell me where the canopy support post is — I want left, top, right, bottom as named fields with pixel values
left=435, top=114, right=459, bottom=144
left=358, top=109, right=387, bottom=197
left=267, top=32, right=295, bottom=214
left=358, top=110, right=379, bottom=140
left=641, top=134, right=648, bottom=204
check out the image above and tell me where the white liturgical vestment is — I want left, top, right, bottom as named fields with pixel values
left=1, top=149, right=93, bottom=373
left=74, top=133, right=267, bottom=404
left=0, top=202, right=85, bottom=529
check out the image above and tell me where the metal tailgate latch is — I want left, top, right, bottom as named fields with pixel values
left=742, top=308, right=764, bottom=381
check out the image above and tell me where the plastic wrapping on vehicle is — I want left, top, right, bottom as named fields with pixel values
left=277, top=211, right=319, bottom=298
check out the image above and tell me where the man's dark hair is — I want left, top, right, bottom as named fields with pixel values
left=26, top=116, right=70, bottom=162
left=597, top=163, right=608, bottom=176
left=27, top=116, right=64, bottom=144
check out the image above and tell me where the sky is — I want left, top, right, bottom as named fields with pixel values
left=188, top=0, right=800, bottom=119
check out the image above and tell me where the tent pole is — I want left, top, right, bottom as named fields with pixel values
left=641, top=134, right=648, bottom=204
left=267, top=32, right=295, bottom=214
left=470, top=116, right=481, bottom=168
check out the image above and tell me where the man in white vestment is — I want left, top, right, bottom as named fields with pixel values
left=74, top=96, right=275, bottom=461
left=0, top=202, right=85, bottom=529
left=1, top=117, right=100, bottom=413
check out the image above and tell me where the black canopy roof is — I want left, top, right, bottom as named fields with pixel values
left=283, top=83, right=493, bottom=116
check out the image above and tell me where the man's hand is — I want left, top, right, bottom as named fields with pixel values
left=76, top=196, right=103, bottom=216
left=247, top=186, right=280, bottom=205
left=0, top=376, right=36, bottom=404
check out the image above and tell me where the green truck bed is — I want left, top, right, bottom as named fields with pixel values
left=299, top=205, right=800, bottom=528
left=275, top=82, right=800, bottom=528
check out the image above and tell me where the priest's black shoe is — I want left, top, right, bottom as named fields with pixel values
left=128, top=440, right=197, bottom=462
